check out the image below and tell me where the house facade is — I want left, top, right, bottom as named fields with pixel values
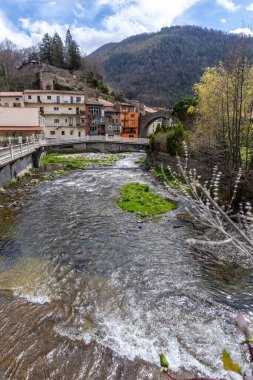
left=24, top=90, right=86, bottom=139
left=0, top=92, right=25, bottom=108
left=115, top=102, right=139, bottom=138
left=0, top=107, right=45, bottom=140
left=105, top=106, right=121, bottom=136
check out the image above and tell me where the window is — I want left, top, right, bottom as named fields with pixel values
left=65, top=119, right=68, bottom=122
left=13, top=103, right=21, bottom=107
left=61, top=131, right=65, bottom=135
left=50, top=131, right=55, bottom=135
left=28, top=95, right=32, bottom=99
left=70, top=130, right=74, bottom=136
left=130, top=113, right=135, bottom=117
left=47, top=96, right=51, bottom=100
left=54, top=119, right=59, bottom=123
left=78, top=132, right=81, bottom=137
left=130, top=121, right=135, bottom=125
left=76, top=117, right=80, bottom=126
left=40, top=107, right=44, bottom=113
left=81, top=118, right=85, bottom=124
left=15, top=98, right=19, bottom=101
left=69, top=117, right=73, bottom=126
left=54, top=107, right=59, bottom=111
left=68, top=108, right=72, bottom=110
left=76, top=97, right=81, bottom=103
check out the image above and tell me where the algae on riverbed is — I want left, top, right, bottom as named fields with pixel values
left=116, top=182, right=177, bottom=217
left=41, top=152, right=125, bottom=170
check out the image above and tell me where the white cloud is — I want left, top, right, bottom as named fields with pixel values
left=220, top=18, right=227, bottom=23
left=216, top=0, right=240, bottom=11
left=0, top=10, right=31, bottom=47
left=230, top=27, right=253, bottom=35
left=0, top=0, right=201, bottom=53
left=246, top=2, right=253, bottom=11
left=103, top=0, right=201, bottom=37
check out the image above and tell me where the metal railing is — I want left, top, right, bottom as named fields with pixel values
left=0, top=136, right=149, bottom=166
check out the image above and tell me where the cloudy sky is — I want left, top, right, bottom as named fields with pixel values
left=0, top=0, right=252, bottom=54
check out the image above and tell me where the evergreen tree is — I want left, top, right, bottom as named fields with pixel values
left=65, top=29, right=81, bottom=70
left=39, top=33, right=53, bottom=64
left=51, top=32, right=65, bottom=68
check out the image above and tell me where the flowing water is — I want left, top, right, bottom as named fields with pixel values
left=0, top=153, right=252, bottom=380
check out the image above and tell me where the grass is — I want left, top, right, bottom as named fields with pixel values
left=136, top=156, right=148, bottom=166
left=116, top=182, right=177, bottom=217
left=154, top=168, right=191, bottom=194
left=41, top=152, right=125, bottom=170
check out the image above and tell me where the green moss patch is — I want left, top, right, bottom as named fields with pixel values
left=116, top=182, right=177, bottom=217
left=41, top=152, right=125, bottom=170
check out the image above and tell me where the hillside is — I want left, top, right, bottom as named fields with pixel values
left=90, top=25, right=253, bottom=107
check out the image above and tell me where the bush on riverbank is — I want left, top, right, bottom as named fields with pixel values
left=116, top=182, right=177, bottom=216
left=149, top=122, right=186, bottom=156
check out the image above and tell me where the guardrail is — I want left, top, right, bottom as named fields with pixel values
left=0, top=140, right=42, bottom=166
left=44, top=136, right=149, bottom=145
left=0, top=136, right=149, bottom=166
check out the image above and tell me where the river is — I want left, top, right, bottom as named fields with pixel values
left=0, top=153, right=251, bottom=379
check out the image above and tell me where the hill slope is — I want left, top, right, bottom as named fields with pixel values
left=90, top=25, right=253, bottom=107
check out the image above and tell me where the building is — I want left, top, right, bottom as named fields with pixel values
left=115, top=102, right=139, bottom=138
left=24, top=90, right=86, bottom=139
left=147, top=118, right=163, bottom=135
left=0, top=107, right=45, bottom=140
left=105, top=106, right=121, bottom=136
left=86, top=99, right=107, bottom=136
left=0, top=92, right=25, bottom=108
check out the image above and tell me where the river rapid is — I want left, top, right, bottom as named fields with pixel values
left=0, top=153, right=251, bottom=380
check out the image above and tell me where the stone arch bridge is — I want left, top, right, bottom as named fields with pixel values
left=139, top=110, right=172, bottom=138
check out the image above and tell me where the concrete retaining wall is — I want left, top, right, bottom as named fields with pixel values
left=0, top=154, right=33, bottom=187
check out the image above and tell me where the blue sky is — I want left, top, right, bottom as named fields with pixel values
left=0, top=0, right=252, bottom=54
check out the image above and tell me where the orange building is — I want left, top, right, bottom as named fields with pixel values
left=115, top=102, right=139, bottom=138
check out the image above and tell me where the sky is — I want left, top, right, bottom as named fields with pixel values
left=0, top=0, right=253, bottom=54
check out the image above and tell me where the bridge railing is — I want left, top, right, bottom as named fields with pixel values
left=43, top=135, right=149, bottom=146
left=0, top=136, right=149, bottom=166
left=0, top=140, right=42, bottom=166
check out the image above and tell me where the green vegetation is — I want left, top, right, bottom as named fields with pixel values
left=41, top=152, right=125, bottom=170
left=149, top=122, right=186, bottom=156
left=154, top=168, right=178, bottom=187
left=154, top=167, right=190, bottom=194
left=136, top=156, right=147, bottom=165
left=116, top=182, right=177, bottom=216
left=92, top=25, right=253, bottom=107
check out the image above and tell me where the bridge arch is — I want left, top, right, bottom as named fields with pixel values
left=138, top=110, right=172, bottom=138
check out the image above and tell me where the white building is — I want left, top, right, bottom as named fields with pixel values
left=0, top=92, right=25, bottom=108
left=0, top=107, right=45, bottom=140
left=24, top=90, right=86, bottom=139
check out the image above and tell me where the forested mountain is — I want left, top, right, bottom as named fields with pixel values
left=89, top=25, right=253, bottom=107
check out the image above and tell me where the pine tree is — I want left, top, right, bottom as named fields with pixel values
left=65, top=29, right=81, bottom=70
left=51, top=32, right=65, bottom=68
left=39, top=33, right=53, bottom=64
